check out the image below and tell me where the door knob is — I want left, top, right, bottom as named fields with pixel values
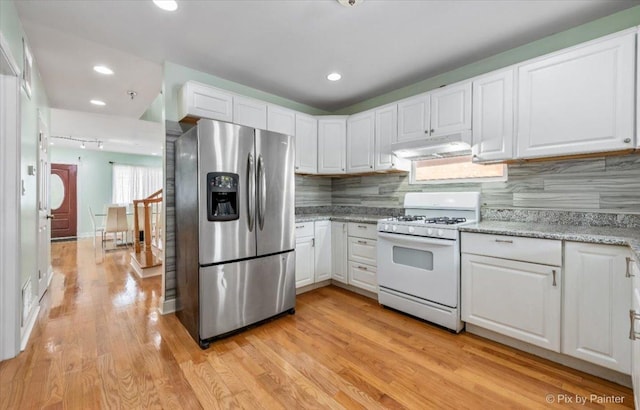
left=46, top=215, right=54, bottom=219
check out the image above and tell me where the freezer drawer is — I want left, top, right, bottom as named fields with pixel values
left=199, top=251, right=295, bottom=341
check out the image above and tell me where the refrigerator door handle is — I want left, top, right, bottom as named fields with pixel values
left=257, top=154, right=266, bottom=230
left=247, top=153, right=255, bottom=232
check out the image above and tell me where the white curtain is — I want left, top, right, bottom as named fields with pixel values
left=111, top=164, right=162, bottom=204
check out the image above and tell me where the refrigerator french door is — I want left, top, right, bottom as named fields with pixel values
left=175, top=119, right=295, bottom=348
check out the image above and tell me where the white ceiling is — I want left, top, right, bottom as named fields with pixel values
left=15, top=0, right=638, bottom=115
left=49, top=109, right=164, bottom=156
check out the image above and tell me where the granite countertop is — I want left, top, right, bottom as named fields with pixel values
left=295, top=214, right=386, bottom=224
left=460, top=221, right=640, bottom=261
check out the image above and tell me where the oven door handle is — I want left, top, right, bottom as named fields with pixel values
left=377, top=232, right=456, bottom=247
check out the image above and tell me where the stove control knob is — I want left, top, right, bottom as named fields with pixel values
left=392, top=225, right=397, bottom=232
left=408, top=226, right=415, bottom=234
left=437, top=229, right=444, bottom=237
left=427, top=228, right=433, bottom=235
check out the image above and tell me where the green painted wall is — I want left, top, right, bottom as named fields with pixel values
left=163, top=61, right=329, bottom=122
left=50, top=148, right=162, bottom=237
left=336, top=5, right=640, bottom=114
left=1, top=0, right=51, bottom=292
left=140, top=92, right=164, bottom=123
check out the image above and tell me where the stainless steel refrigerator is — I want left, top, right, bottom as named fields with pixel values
left=175, top=119, right=296, bottom=348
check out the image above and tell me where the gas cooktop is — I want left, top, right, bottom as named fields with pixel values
left=389, top=215, right=469, bottom=225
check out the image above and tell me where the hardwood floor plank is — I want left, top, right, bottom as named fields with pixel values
left=0, top=239, right=633, bottom=409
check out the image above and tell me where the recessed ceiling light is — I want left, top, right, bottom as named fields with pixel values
left=338, top=0, right=364, bottom=7
left=327, top=72, right=342, bottom=81
left=93, top=65, right=114, bottom=75
left=90, top=99, right=106, bottom=106
left=153, top=0, right=178, bottom=11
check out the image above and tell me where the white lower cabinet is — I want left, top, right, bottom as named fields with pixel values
left=462, top=232, right=636, bottom=376
left=295, top=222, right=314, bottom=288
left=631, top=257, right=640, bottom=408
left=295, top=235, right=314, bottom=288
left=461, top=253, right=561, bottom=351
left=295, top=221, right=331, bottom=289
left=563, top=242, right=631, bottom=373
left=331, top=222, right=348, bottom=284
left=314, top=221, right=331, bottom=282
left=347, top=222, right=377, bottom=293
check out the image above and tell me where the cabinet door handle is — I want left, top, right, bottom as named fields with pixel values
left=625, top=257, right=636, bottom=278
left=296, top=226, right=304, bottom=229
left=624, top=138, right=631, bottom=143
left=312, top=238, right=315, bottom=247
left=357, top=225, right=368, bottom=229
left=629, top=310, right=640, bottom=340
left=430, top=129, right=434, bottom=134
left=357, top=240, right=367, bottom=245
left=495, top=239, right=513, bottom=244
left=357, top=265, right=368, bottom=271
left=552, top=269, right=557, bottom=287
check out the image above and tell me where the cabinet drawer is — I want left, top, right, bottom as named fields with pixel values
left=348, top=222, right=377, bottom=240
left=348, top=237, right=377, bottom=266
left=461, top=232, right=561, bottom=266
left=348, top=262, right=377, bottom=293
left=294, top=222, right=314, bottom=238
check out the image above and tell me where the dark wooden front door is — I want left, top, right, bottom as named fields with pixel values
left=51, top=163, right=77, bottom=238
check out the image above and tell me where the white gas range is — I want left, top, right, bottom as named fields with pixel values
left=376, top=192, right=480, bottom=332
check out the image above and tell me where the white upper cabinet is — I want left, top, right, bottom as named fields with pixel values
left=397, top=93, right=430, bottom=143
left=517, top=30, right=636, bottom=159
left=294, top=113, right=318, bottom=174
left=375, top=104, right=410, bottom=172
left=267, top=105, right=296, bottom=136
left=347, top=111, right=375, bottom=173
left=397, top=81, right=471, bottom=143
left=318, top=116, right=347, bottom=174
left=472, top=68, right=515, bottom=162
left=429, top=81, right=472, bottom=137
left=178, top=81, right=233, bottom=122
left=233, top=96, right=267, bottom=130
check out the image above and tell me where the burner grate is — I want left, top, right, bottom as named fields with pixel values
left=424, top=217, right=467, bottom=225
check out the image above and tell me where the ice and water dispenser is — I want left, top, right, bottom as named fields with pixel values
left=206, top=172, right=239, bottom=221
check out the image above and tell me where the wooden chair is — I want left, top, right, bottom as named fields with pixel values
left=103, top=206, right=129, bottom=253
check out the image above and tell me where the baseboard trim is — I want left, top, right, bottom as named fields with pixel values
left=466, top=323, right=632, bottom=388
left=330, top=280, right=377, bottom=300
left=296, top=280, right=332, bottom=295
left=20, top=304, right=40, bottom=351
left=159, top=296, right=176, bottom=315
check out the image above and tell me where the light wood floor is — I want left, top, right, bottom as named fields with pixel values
left=0, top=239, right=634, bottom=409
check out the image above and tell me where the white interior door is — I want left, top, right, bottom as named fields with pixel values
left=37, top=116, right=51, bottom=300
left=0, top=37, right=22, bottom=360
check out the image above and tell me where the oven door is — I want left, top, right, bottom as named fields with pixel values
left=377, top=232, right=459, bottom=308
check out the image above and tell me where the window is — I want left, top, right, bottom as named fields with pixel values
left=411, top=155, right=506, bottom=184
left=112, top=164, right=162, bottom=204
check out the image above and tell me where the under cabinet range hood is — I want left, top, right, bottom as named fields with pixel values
left=391, top=131, right=472, bottom=159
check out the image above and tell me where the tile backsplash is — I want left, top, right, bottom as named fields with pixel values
left=327, top=154, right=640, bottom=213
